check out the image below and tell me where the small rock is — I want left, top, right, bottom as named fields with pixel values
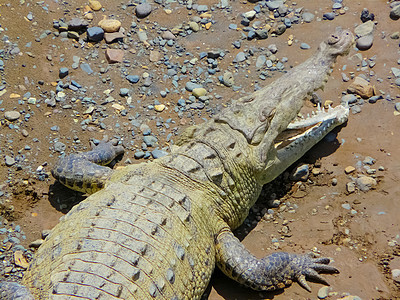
left=143, top=136, right=158, bottom=147
left=136, top=3, right=152, bottom=18
left=80, top=63, right=93, bottom=74
left=151, top=149, right=168, bottom=159
left=256, top=55, right=266, bottom=68
left=104, top=31, right=124, bottom=44
left=390, top=4, right=400, bottom=20
left=119, top=88, right=129, bottom=97
left=290, top=164, right=309, bottom=181
left=395, top=102, right=400, bottom=112
left=154, top=104, right=165, bottom=112
left=235, top=52, right=246, bottom=62
left=68, top=18, right=89, bottom=31
left=391, top=31, right=400, bottom=39
left=360, top=8, right=375, bottom=23
left=162, top=31, right=175, bottom=40
left=341, top=94, right=358, bottom=105
left=392, top=269, right=400, bottom=283
left=302, top=12, right=315, bottom=23
left=192, top=88, right=207, bottom=98
left=345, top=166, right=356, bottom=174
left=354, top=20, right=375, bottom=37
left=88, top=0, right=102, bottom=10
left=342, top=203, right=351, bottom=210
left=149, top=50, right=161, bottom=62
left=5, top=111, right=21, bottom=121
left=323, top=12, right=335, bottom=20
left=87, top=27, right=104, bottom=42
left=98, top=18, right=121, bottom=33
left=317, top=286, right=330, bottom=299
left=355, top=176, right=377, bottom=192
left=126, top=75, right=140, bottom=84
left=356, top=35, right=373, bottom=50
left=222, top=71, right=234, bottom=87
left=189, top=21, right=200, bottom=32
left=347, top=76, right=374, bottom=99
left=5, top=156, right=15, bottom=166
left=14, top=250, right=29, bottom=269
left=185, top=82, right=203, bottom=92
left=346, top=182, right=356, bottom=193
left=59, top=67, right=69, bottom=79
left=105, top=49, right=124, bottom=63
left=54, top=141, right=66, bottom=152
left=300, top=43, right=310, bottom=50
left=29, top=239, right=44, bottom=248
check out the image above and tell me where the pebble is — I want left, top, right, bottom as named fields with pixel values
left=302, top=12, right=315, bottom=23
left=119, top=88, right=129, bottom=96
left=104, top=31, right=124, bottom=44
left=290, top=164, right=309, bottom=181
left=395, top=102, right=400, bottom=112
left=356, top=35, right=373, bottom=50
left=87, top=27, right=104, bottom=42
left=68, top=18, right=89, bottom=31
left=341, top=94, right=358, bottom=105
left=192, top=88, right=207, bottom=98
left=189, top=22, right=200, bottom=32
left=342, top=203, right=351, bottom=210
left=300, top=43, right=310, bottom=50
left=256, top=55, right=266, bottom=68
left=347, top=76, right=374, bottom=99
left=354, top=20, right=375, bottom=37
left=89, top=0, right=102, bottom=11
left=235, top=52, right=246, bottom=62
left=154, top=104, right=165, bottom=112
left=5, top=156, right=16, bottom=166
left=59, top=67, right=69, bottom=79
left=317, top=286, right=330, bottom=299
left=151, top=149, right=168, bottom=159
left=162, top=31, right=175, bottom=40
left=54, top=142, right=66, bottom=153
left=105, top=49, right=124, bottom=63
left=346, top=182, right=356, bottom=193
left=344, top=166, right=355, bottom=174
left=323, top=12, right=335, bottom=20
left=392, top=67, right=400, bottom=78
left=143, top=136, right=158, bottom=147
left=80, top=63, right=93, bottom=74
left=355, top=176, right=377, bottom=192
left=185, top=82, right=203, bottom=92
left=390, top=4, right=400, bottom=20
left=126, top=75, right=140, bottom=84
left=392, top=269, right=400, bottom=283
left=136, top=3, right=152, bottom=18
left=222, top=71, right=234, bottom=87
left=98, top=18, right=121, bottom=33
left=5, top=111, right=21, bottom=121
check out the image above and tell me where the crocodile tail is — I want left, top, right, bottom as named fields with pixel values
left=0, top=281, right=35, bottom=300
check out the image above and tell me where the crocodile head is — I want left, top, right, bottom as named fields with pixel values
left=252, top=28, right=354, bottom=184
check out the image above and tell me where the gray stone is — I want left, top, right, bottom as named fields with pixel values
left=5, top=156, right=15, bottom=167
left=119, top=88, right=129, bottom=97
left=136, top=3, right=152, bottom=18
left=390, top=4, right=400, bottom=20
left=255, top=29, right=268, bottom=39
left=87, top=27, right=104, bottom=42
left=59, top=67, right=69, bottom=78
left=392, top=269, right=400, bottom=283
left=323, top=12, right=335, bottom=20
left=5, top=111, right=21, bottom=121
left=134, top=151, right=145, bottom=159
left=341, top=94, right=358, bottom=105
left=355, top=176, right=377, bottom=192
left=222, top=71, right=234, bottom=87
left=138, top=30, right=148, bottom=42
left=68, top=18, right=89, bottom=31
left=356, top=35, right=373, bottom=50
left=290, top=164, right=309, bottom=181
left=342, top=203, right=351, bottom=210
left=151, top=149, right=168, bottom=159
left=317, top=286, right=330, bottom=299
left=185, top=82, right=203, bottom=92
left=143, top=136, right=158, bottom=147
left=266, top=0, right=283, bottom=10
left=395, top=102, right=400, bottom=112
left=54, top=142, right=66, bottom=153
left=268, top=44, right=278, bottom=54
left=300, top=43, right=310, bottom=50
left=302, top=12, right=315, bottom=23
left=392, top=67, right=400, bottom=78
left=354, top=20, right=375, bottom=37
left=235, top=52, right=246, bottom=62
left=256, top=55, right=266, bottom=68
left=126, top=75, right=140, bottom=83
left=80, top=63, right=93, bottom=74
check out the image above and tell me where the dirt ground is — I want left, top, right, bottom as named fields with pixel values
left=0, top=0, right=400, bottom=299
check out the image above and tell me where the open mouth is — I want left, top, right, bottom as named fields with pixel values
left=275, top=104, right=349, bottom=152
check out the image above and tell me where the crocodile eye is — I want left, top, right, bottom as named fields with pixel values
left=328, top=34, right=339, bottom=45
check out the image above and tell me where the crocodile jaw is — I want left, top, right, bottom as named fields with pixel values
left=262, top=104, right=349, bottom=183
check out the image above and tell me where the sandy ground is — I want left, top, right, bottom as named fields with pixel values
left=0, top=0, right=400, bottom=299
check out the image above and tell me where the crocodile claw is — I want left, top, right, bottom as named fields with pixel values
left=293, top=253, right=339, bottom=292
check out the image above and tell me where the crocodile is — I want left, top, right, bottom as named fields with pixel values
left=0, top=28, right=353, bottom=299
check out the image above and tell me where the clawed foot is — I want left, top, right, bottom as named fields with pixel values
left=291, top=252, right=339, bottom=292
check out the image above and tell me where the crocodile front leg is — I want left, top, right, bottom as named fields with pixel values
left=51, top=139, right=124, bottom=194
left=215, top=227, right=338, bottom=292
